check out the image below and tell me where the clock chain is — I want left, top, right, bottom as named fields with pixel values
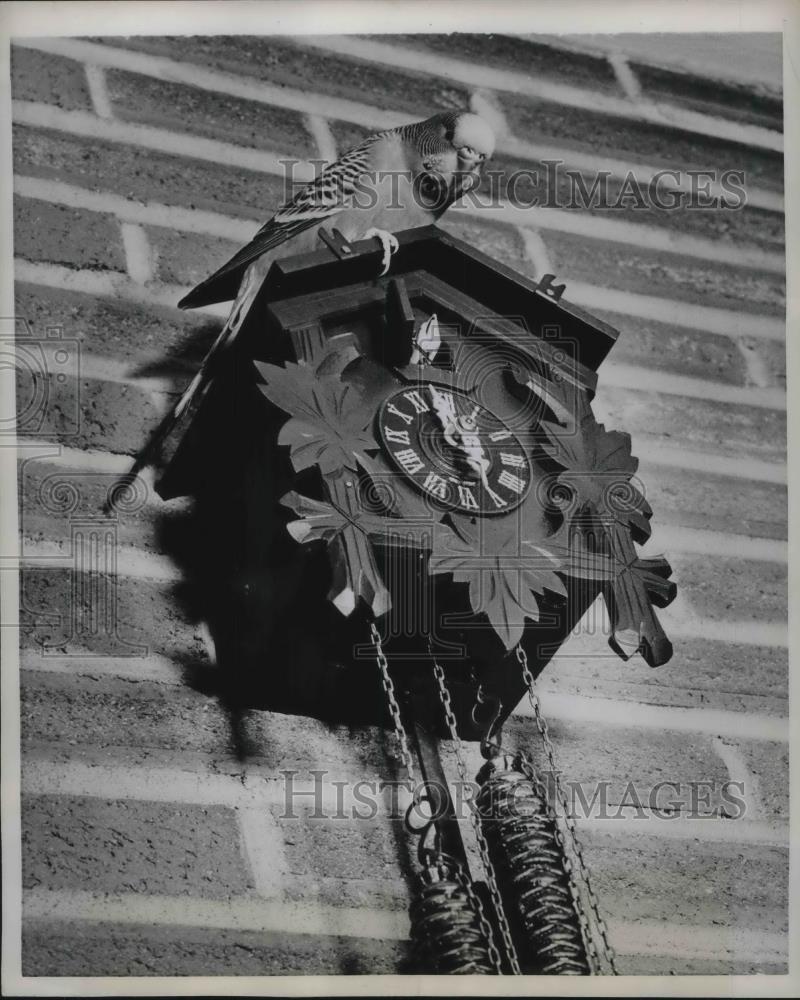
left=516, top=645, right=619, bottom=975
left=369, top=622, right=416, bottom=782
left=430, top=653, right=523, bottom=976
left=368, top=623, right=502, bottom=974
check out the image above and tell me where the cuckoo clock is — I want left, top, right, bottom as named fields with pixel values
left=157, top=226, right=674, bottom=732
left=154, top=226, right=676, bottom=975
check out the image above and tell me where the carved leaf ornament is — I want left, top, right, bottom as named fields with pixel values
left=255, top=331, right=674, bottom=662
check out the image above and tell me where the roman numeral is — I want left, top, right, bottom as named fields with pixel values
left=457, top=485, right=478, bottom=510
left=500, top=452, right=526, bottom=469
left=394, top=448, right=425, bottom=474
left=423, top=471, right=449, bottom=500
left=384, top=427, right=410, bottom=445
left=403, top=390, right=429, bottom=414
left=497, top=470, right=526, bottom=495
left=489, top=429, right=512, bottom=442
left=386, top=403, right=414, bottom=425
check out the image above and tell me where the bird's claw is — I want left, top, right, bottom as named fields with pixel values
left=363, top=228, right=399, bottom=276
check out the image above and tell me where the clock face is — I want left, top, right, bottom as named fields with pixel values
left=377, top=384, right=533, bottom=515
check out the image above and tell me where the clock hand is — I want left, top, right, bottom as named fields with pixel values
left=427, top=389, right=508, bottom=507
left=452, top=410, right=487, bottom=472
left=452, top=416, right=508, bottom=508
left=457, top=432, right=488, bottom=479
left=427, top=388, right=486, bottom=475
left=428, top=385, right=460, bottom=447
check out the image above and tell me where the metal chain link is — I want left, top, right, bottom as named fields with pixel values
left=452, top=857, right=506, bottom=974
left=430, top=654, right=523, bottom=976
left=370, top=625, right=503, bottom=974
left=516, top=644, right=619, bottom=975
left=370, top=622, right=416, bottom=783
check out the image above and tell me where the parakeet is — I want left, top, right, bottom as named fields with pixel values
left=132, top=110, right=495, bottom=475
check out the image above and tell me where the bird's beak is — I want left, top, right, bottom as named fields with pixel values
left=451, top=167, right=483, bottom=202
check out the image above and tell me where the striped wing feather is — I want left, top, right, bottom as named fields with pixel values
left=178, top=135, right=384, bottom=309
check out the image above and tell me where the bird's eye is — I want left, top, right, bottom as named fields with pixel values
left=415, top=171, right=450, bottom=210
left=458, top=145, right=477, bottom=159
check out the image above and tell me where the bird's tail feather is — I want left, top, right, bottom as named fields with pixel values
left=121, top=268, right=260, bottom=485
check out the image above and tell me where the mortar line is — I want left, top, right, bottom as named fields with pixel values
left=12, top=185, right=785, bottom=360
left=19, top=662, right=789, bottom=742
left=459, top=199, right=785, bottom=276
left=236, top=807, right=287, bottom=899
left=607, top=53, right=645, bottom=105
left=296, top=34, right=784, bottom=154
left=633, top=439, right=786, bottom=484
left=15, top=504, right=787, bottom=584
left=14, top=232, right=785, bottom=351
left=76, top=339, right=786, bottom=415
left=119, top=222, right=154, bottom=285
left=564, top=281, right=784, bottom=342
left=14, top=446, right=789, bottom=559
left=737, top=338, right=774, bottom=389
left=303, top=113, right=337, bottom=164
left=515, top=692, right=788, bottom=742
left=710, top=735, right=766, bottom=822
left=14, top=258, right=230, bottom=319
left=15, top=35, right=783, bottom=157
left=15, top=174, right=258, bottom=241
left=14, top=434, right=786, bottom=496
left=19, top=890, right=787, bottom=963
left=20, top=758, right=789, bottom=846
left=22, top=888, right=409, bottom=942
left=83, top=64, right=113, bottom=120
left=17, top=537, right=181, bottom=583
left=496, top=132, right=783, bottom=213
left=597, top=361, right=785, bottom=410
left=12, top=251, right=787, bottom=408
left=11, top=101, right=785, bottom=275
left=13, top=99, right=316, bottom=182
left=518, top=225, right=552, bottom=279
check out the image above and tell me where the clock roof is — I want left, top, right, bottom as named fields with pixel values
left=262, top=225, right=620, bottom=373
left=156, top=224, right=621, bottom=499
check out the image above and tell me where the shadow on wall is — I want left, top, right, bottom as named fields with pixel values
left=148, top=340, right=394, bottom=748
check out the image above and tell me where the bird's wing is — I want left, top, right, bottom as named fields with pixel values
left=178, top=132, right=387, bottom=308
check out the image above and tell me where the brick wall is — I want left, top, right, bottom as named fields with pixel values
left=10, top=33, right=786, bottom=977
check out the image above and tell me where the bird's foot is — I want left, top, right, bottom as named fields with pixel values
left=363, top=228, right=399, bottom=276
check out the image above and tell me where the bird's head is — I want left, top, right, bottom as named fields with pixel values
left=408, top=111, right=495, bottom=213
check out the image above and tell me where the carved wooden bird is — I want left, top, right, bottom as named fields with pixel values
left=132, top=110, right=495, bottom=474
